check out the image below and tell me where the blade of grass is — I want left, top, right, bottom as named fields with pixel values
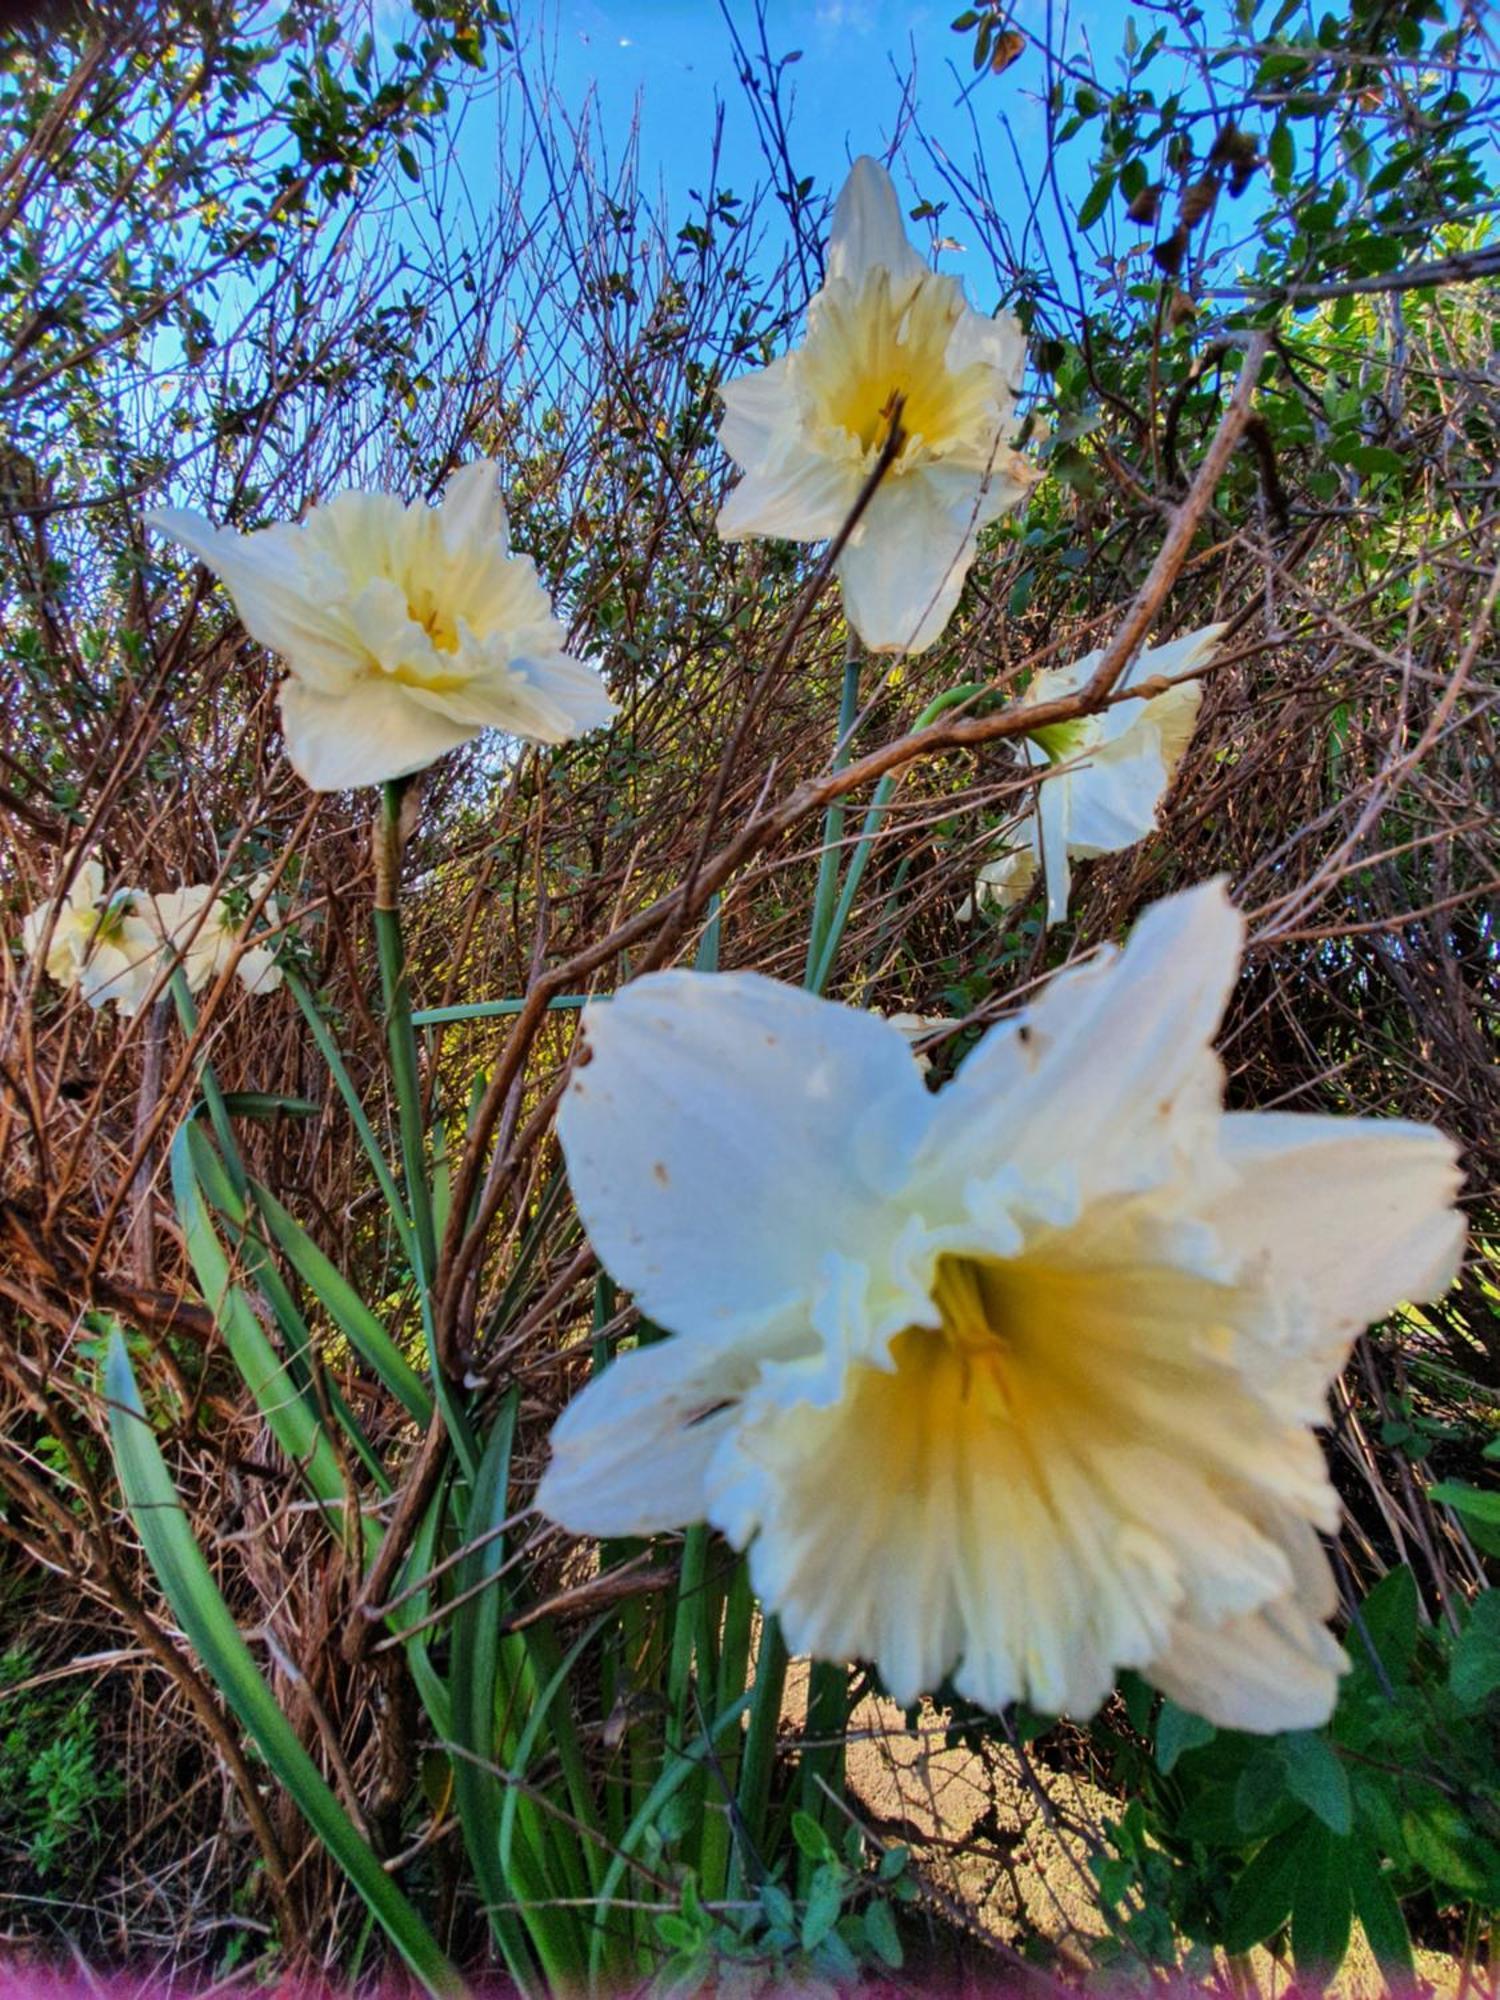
left=170, top=1125, right=357, bottom=1547
left=105, top=1330, right=461, bottom=1997
left=251, top=1177, right=433, bottom=1427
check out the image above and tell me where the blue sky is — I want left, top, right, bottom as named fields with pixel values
left=504, top=0, right=1096, bottom=245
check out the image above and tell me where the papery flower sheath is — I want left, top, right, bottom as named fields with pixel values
left=149, top=462, right=616, bottom=791
left=151, top=884, right=283, bottom=996
left=21, top=855, right=160, bottom=1016
left=537, top=882, right=1463, bottom=1730
left=994, top=622, right=1224, bottom=926
left=716, top=156, right=1036, bottom=654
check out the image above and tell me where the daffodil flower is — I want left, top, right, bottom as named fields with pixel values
left=151, top=884, right=283, bottom=996
left=22, top=856, right=161, bottom=1016
left=149, top=463, right=615, bottom=791
left=979, top=623, right=1224, bottom=927
left=538, top=881, right=1462, bottom=1730
left=958, top=840, right=1038, bottom=921
left=716, top=157, right=1036, bottom=654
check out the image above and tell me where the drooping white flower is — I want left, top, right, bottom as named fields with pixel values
left=21, top=856, right=107, bottom=986
left=151, top=884, right=283, bottom=996
left=958, top=840, right=1038, bottom=921
left=537, top=882, right=1463, bottom=1731
left=716, top=157, right=1037, bottom=654
left=21, top=856, right=160, bottom=1016
left=148, top=462, right=616, bottom=791
left=1007, top=624, right=1223, bottom=925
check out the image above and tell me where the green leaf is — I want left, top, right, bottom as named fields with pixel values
left=1401, top=1799, right=1485, bottom=1892
left=1339, top=443, right=1404, bottom=481
left=104, top=1333, right=459, bottom=1995
left=1076, top=169, right=1115, bottom=230
left=1224, top=1825, right=1307, bottom=1952
left=1269, top=117, right=1294, bottom=182
left=1348, top=1843, right=1413, bottom=1977
left=877, top=1842, right=910, bottom=1882
left=1281, top=1732, right=1352, bottom=1837
left=1235, top=1747, right=1290, bottom=1835
left=792, top=1808, right=836, bottom=1863
left=1156, top=1699, right=1215, bottom=1773
left=863, top=1896, right=903, bottom=1969
left=1429, top=1480, right=1500, bottom=1525
left=1353, top=1565, right=1419, bottom=1683
left=251, top=1178, right=433, bottom=1426
left=215, top=1090, right=320, bottom=1118
left=171, top=1127, right=352, bottom=1537
left=1292, top=1827, right=1352, bottom=1975
left=801, top=1860, right=844, bottom=1951
left=447, top=1393, right=550, bottom=1986
left=1450, top=1590, right=1500, bottom=1706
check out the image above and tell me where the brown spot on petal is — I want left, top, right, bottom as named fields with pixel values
left=652, top=1161, right=670, bottom=1186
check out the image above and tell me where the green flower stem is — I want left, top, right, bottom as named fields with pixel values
left=797, top=1661, right=850, bottom=1889
left=729, top=1613, right=788, bottom=1897
left=699, top=1558, right=754, bottom=1903
left=375, top=779, right=437, bottom=1289
left=808, top=681, right=988, bottom=997
left=803, top=634, right=864, bottom=988
left=374, top=782, right=479, bottom=1478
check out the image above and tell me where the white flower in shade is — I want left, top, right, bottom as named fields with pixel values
left=21, top=857, right=160, bottom=1016
left=538, top=882, right=1463, bottom=1731
left=148, top=462, right=616, bottom=792
left=151, top=885, right=283, bottom=996
left=716, top=157, right=1036, bottom=655
left=22, top=855, right=108, bottom=986
left=1014, top=623, right=1223, bottom=926
left=958, top=839, right=1038, bottom=921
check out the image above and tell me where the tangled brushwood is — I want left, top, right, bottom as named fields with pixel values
left=0, top=1, right=1496, bottom=1993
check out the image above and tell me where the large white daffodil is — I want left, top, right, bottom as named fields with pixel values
left=149, top=463, right=615, bottom=792
left=1001, top=623, right=1223, bottom=926
left=151, top=884, right=282, bottom=997
left=538, top=882, right=1463, bottom=1731
left=21, top=856, right=160, bottom=1016
left=716, top=157, right=1036, bottom=654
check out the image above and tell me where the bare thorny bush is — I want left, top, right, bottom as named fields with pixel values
left=0, top=0, right=1495, bottom=1983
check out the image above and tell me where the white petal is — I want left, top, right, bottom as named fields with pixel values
left=1035, top=763, right=1073, bottom=924
left=825, top=155, right=925, bottom=288
left=716, top=356, right=800, bottom=472
left=439, top=460, right=509, bottom=554
left=236, top=946, right=283, bottom=995
left=716, top=448, right=860, bottom=544
left=965, top=836, right=1039, bottom=919
left=279, top=675, right=473, bottom=791
left=148, top=507, right=362, bottom=692
left=945, top=305, right=1027, bottom=390
left=1052, top=740, right=1169, bottom=858
left=1118, top=621, right=1227, bottom=695
left=836, top=477, right=977, bottom=654
left=1209, top=1112, right=1464, bottom=1356
left=1148, top=1528, right=1348, bottom=1734
left=557, top=972, right=931, bottom=1345
left=536, top=1336, right=766, bottom=1538
left=919, top=880, right=1243, bottom=1208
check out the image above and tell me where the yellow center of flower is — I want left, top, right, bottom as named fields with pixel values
left=800, top=271, right=997, bottom=469
left=406, top=584, right=461, bottom=654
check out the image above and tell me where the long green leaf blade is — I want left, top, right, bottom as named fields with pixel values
left=104, top=1331, right=460, bottom=1997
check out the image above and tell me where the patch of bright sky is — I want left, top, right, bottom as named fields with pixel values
left=430, top=0, right=1236, bottom=290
